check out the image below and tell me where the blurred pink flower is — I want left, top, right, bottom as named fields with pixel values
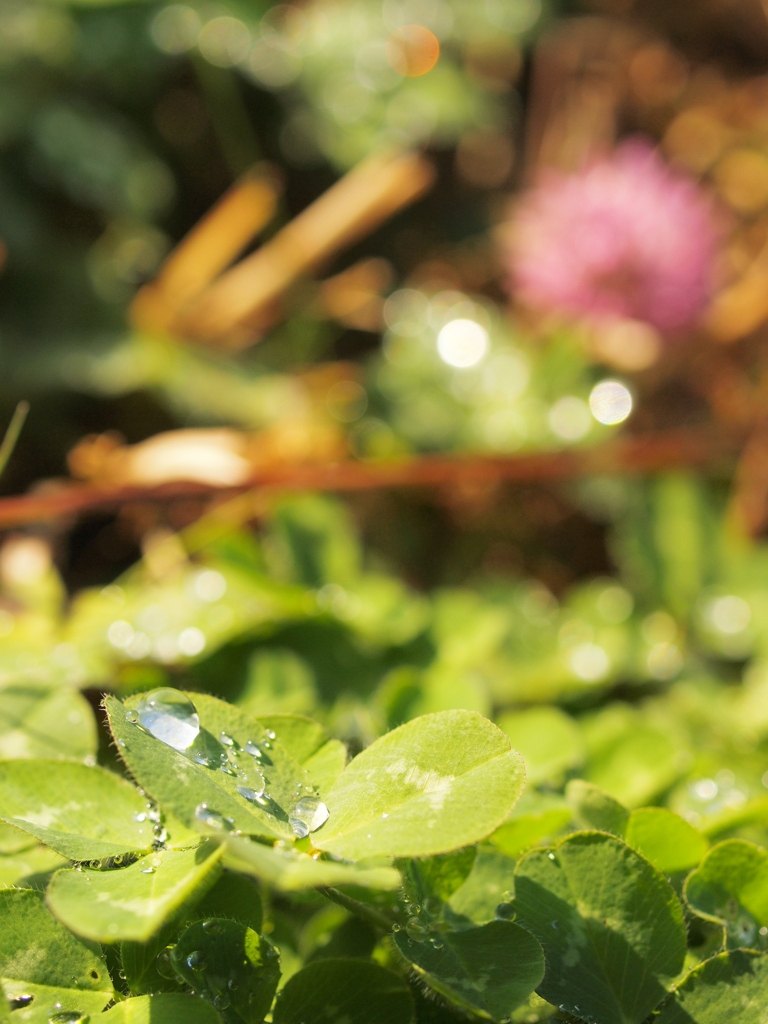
left=507, top=139, right=717, bottom=333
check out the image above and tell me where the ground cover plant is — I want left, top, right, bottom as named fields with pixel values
left=5, top=0, right=768, bottom=1021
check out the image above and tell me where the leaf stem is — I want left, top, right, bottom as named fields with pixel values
left=0, top=401, right=29, bottom=479
left=316, top=886, right=395, bottom=932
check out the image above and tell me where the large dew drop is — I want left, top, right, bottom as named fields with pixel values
left=289, top=795, right=330, bottom=838
left=134, top=688, right=200, bottom=751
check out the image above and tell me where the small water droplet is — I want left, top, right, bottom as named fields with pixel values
left=405, top=918, right=428, bottom=941
left=213, top=993, right=230, bottom=1010
left=125, top=710, right=139, bottom=724
left=237, top=781, right=266, bottom=803
left=547, top=852, right=557, bottom=861
left=265, top=728, right=276, bottom=740
left=194, top=804, right=233, bottom=831
left=186, top=950, right=207, bottom=971
left=156, top=947, right=177, bottom=979
left=289, top=795, right=330, bottom=838
left=494, top=902, right=515, bottom=921
left=133, top=811, right=147, bottom=822
left=141, top=865, right=156, bottom=874
left=117, top=739, right=126, bottom=748
left=134, top=688, right=200, bottom=751
left=202, top=919, right=222, bottom=934
left=219, top=731, right=234, bottom=747
left=552, top=919, right=559, bottom=929
left=245, top=740, right=262, bottom=758
left=194, top=753, right=212, bottom=767
left=262, top=740, right=272, bottom=750
left=48, top=1014, right=88, bottom=1024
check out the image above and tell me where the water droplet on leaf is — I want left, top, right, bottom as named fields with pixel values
left=186, top=950, right=207, bottom=971
left=494, top=902, right=515, bottom=921
left=134, top=688, right=200, bottom=751
left=405, top=918, right=428, bottom=941
left=194, top=803, right=232, bottom=831
left=289, top=795, right=330, bottom=838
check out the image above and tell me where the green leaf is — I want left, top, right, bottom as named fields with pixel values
left=0, top=760, right=155, bottom=860
left=120, top=924, right=185, bottom=997
left=314, top=711, right=525, bottom=860
left=273, top=959, right=414, bottom=1024
left=655, top=950, right=768, bottom=1023
left=583, top=712, right=681, bottom=807
left=106, top=693, right=310, bottom=843
left=513, top=832, right=687, bottom=1024
left=625, top=808, right=707, bottom=875
left=448, top=848, right=517, bottom=926
left=98, top=993, right=223, bottom=1023
left=46, top=840, right=225, bottom=942
left=239, top=650, right=317, bottom=717
left=268, top=495, right=361, bottom=588
left=192, top=872, right=263, bottom=933
left=171, top=918, right=280, bottom=1024
left=255, top=713, right=346, bottom=792
left=0, top=845, right=66, bottom=891
left=566, top=780, right=629, bottom=836
left=401, top=848, right=477, bottom=906
left=0, top=889, right=112, bottom=1023
left=497, top=707, right=584, bottom=785
left=490, top=794, right=571, bottom=859
left=0, top=823, right=35, bottom=855
left=0, top=685, right=96, bottom=761
left=685, top=840, right=768, bottom=948
left=394, top=920, right=544, bottom=1021
left=224, top=835, right=400, bottom=892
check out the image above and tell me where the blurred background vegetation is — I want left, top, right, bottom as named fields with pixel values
left=8, top=0, right=768, bottom=882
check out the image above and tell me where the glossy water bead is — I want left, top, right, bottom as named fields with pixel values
left=134, top=688, right=200, bottom=751
left=289, top=796, right=330, bottom=838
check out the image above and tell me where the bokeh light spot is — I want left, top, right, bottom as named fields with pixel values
left=437, top=319, right=489, bottom=368
left=386, top=25, right=440, bottom=77
left=589, top=380, right=633, bottom=425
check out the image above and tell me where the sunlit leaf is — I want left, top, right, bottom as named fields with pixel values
left=566, top=779, right=629, bottom=836
left=224, top=835, right=400, bottom=892
left=0, top=889, right=112, bottom=1023
left=0, top=760, right=154, bottom=860
left=98, top=993, right=223, bottom=1023
left=314, top=711, right=525, bottom=860
left=685, top=840, right=768, bottom=948
left=46, top=840, right=224, bottom=942
left=0, top=685, right=96, bottom=761
left=497, top=707, right=584, bottom=785
left=106, top=693, right=310, bottom=842
left=624, top=807, right=707, bottom=875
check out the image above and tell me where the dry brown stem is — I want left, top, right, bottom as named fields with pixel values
left=0, top=429, right=736, bottom=531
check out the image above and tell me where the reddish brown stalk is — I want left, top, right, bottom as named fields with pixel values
left=0, top=430, right=736, bottom=531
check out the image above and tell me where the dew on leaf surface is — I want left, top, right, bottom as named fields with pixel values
left=405, top=918, right=428, bottom=941
left=237, top=779, right=266, bottom=803
left=494, top=902, right=516, bottom=921
left=48, top=1014, right=89, bottom=1024
left=289, top=795, right=330, bottom=838
left=134, top=688, right=200, bottom=751
left=186, top=950, right=207, bottom=971
left=194, top=803, right=233, bottom=831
